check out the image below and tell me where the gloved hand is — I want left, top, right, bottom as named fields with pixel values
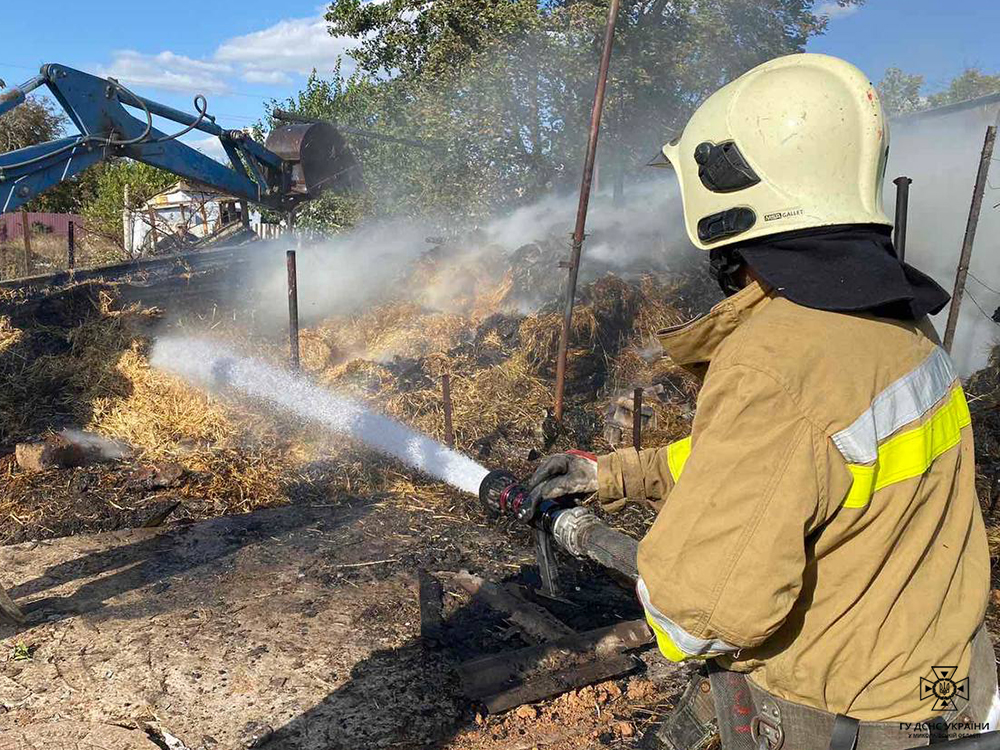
left=527, top=450, right=599, bottom=500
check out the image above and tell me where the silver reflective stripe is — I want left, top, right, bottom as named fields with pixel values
left=832, top=347, right=957, bottom=465
left=636, top=577, right=740, bottom=657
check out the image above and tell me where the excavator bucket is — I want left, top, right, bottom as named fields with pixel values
left=264, top=121, right=363, bottom=201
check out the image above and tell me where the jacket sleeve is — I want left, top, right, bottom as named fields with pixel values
left=635, top=362, right=832, bottom=661
left=596, top=438, right=692, bottom=511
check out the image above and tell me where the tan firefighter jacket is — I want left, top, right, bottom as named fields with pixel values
left=597, top=281, right=990, bottom=722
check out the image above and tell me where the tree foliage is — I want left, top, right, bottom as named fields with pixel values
left=80, top=160, right=175, bottom=253
left=0, top=96, right=63, bottom=153
left=927, top=68, right=1000, bottom=109
left=283, top=0, right=863, bottom=225
left=877, top=67, right=924, bottom=116
left=878, top=66, right=1000, bottom=116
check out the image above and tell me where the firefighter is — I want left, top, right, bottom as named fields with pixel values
left=529, top=53, right=997, bottom=749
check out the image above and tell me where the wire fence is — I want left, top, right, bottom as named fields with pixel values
left=0, top=216, right=121, bottom=280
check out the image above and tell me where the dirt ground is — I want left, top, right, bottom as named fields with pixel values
left=0, top=496, right=684, bottom=750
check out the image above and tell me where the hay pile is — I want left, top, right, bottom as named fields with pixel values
left=0, top=237, right=709, bottom=543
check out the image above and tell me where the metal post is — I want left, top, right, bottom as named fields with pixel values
left=442, top=373, right=455, bottom=449
left=553, top=0, right=622, bottom=421
left=892, top=176, right=912, bottom=263
left=943, top=125, right=996, bottom=354
left=632, top=387, right=643, bottom=450
left=67, top=220, right=75, bottom=270
left=286, top=250, right=300, bottom=369
left=19, top=209, right=31, bottom=276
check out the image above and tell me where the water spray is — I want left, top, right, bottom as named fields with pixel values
left=153, top=337, right=489, bottom=495
left=155, top=337, right=638, bottom=595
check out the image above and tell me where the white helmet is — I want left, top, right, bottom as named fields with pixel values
left=655, top=53, right=893, bottom=250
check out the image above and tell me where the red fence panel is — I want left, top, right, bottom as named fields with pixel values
left=0, top=212, right=84, bottom=241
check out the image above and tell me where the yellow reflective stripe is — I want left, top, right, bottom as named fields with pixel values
left=843, top=465, right=875, bottom=509
left=666, top=436, right=693, bottom=483
left=843, top=386, right=971, bottom=509
left=644, top=612, right=708, bottom=663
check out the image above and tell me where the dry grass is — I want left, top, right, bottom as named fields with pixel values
left=0, top=231, right=121, bottom=280
left=0, top=248, right=707, bottom=540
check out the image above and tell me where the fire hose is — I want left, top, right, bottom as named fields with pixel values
left=477, top=469, right=1000, bottom=750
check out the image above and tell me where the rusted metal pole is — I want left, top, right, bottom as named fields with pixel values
left=632, top=387, right=643, bottom=450
left=552, top=0, right=622, bottom=422
left=943, top=125, right=996, bottom=354
left=19, top=209, right=31, bottom=276
left=442, top=373, right=455, bottom=448
left=892, top=176, right=912, bottom=263
left=286, top=250, right=300, bottom=369
left=67, top=220, right=75, bottom=270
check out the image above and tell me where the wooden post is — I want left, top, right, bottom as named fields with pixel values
left=286, top=250, right=300, bottom=369
left=442, top=374, right=455, bottom=448
left=632, top=387, right=643, bottom=450
left=943, top=125, right=996, bottom=354
left=67, top=220, right=75, bottom=270
left=19, top=209, right=31, bottom=276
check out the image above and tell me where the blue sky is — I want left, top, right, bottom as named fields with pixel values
left=1, top=1, right=998, bottom=159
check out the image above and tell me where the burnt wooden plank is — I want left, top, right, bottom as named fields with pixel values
left=450, top=570, right=572, bottom=643
left=417, top=569, right=444, bottom=643
left=457, top=619, right=652, bottom=707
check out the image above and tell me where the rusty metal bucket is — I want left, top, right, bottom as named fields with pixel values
left=265, top=121, right=362, bottom=201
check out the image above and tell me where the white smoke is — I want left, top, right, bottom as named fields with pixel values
left=886, top=105, right=1000, bottom=375
left=481, top=176, right=689, bottom=263
left=60, top=429, right=131, bottom=461
left=237, top=173, right=695, bottom=328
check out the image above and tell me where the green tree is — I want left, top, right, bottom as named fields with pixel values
left=263, top=0, right=864, bottom=227
left=877, top=67, right=924, bottom=116
left=927, top=68, right=1000, bottom=108
left=878, top=66, right=1000, bottom=117
left=0, top=96, right=63, bottom=153
left=80, top=160, right=175, bottom=256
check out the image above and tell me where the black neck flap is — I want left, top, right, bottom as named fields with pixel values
left=730, top=225, right=950, bottom=320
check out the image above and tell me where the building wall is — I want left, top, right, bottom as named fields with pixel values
left=888, top=99, right=1000, bottom=374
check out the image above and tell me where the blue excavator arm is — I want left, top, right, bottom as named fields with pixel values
left=0, top=63, right=360, bottom=214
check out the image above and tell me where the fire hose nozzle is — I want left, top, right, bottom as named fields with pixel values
left=477, top=469, right=638, bottom=583
left=478, top=469, right=524, bottom=518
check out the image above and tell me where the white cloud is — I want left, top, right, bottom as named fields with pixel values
left=815, top=1, right=861, bottom=20
left=188, top=135, right=229, bottom=164
left=215, top=16, right=358, bottom=81
left=242, top=69, right=294, bottom=86
left=92, top=14, right=358, bottom=98
left=96, top=50, right=232, bottom=95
